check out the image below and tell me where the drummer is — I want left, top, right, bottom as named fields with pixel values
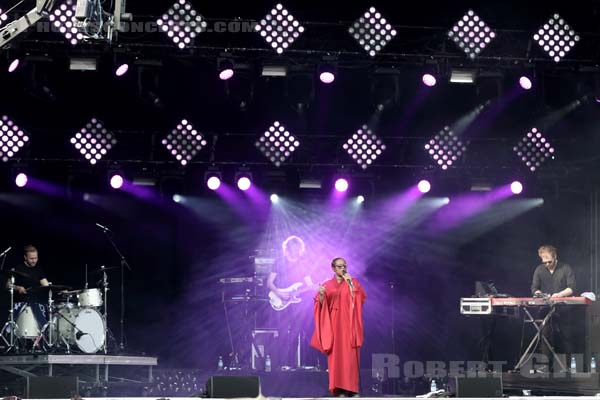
left=4, top=245, right=49, bottom=327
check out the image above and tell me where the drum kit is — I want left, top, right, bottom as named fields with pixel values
left=0, top=265, right=118, bottom=354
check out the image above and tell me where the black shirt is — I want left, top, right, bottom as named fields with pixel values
left=8, top=262, right=47, bottom=303
left=531, top=261, right=576, bottom=295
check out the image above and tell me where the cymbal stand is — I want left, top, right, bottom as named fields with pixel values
left=101, top=266, right=109, bottom=354
left=0, top=273, right=18, bottom=353
left=38, top=287, right=58, bottom=350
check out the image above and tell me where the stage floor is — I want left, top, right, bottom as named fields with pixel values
left=15, top=397, right=600, bottom=400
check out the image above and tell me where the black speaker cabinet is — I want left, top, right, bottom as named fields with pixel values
left=205, top=376, right=261, bottom=398
left=27, top=376, right=79, bottom=399
left=451, top=376, right=503, bottom=398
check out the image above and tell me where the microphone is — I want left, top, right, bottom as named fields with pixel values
left=342, top=272, right=354, bottom=289
left=0, top=247, right=11, bottom=257
left=95, top=223, right=111, bottom=232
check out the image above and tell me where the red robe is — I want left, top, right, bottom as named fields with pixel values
left=310, top=277, right=366, bottom=395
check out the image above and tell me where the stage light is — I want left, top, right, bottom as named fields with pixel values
left=417, top=179, right=431, bottom=194
left=115, top=63, right=129, bottom=77
left=15, top=173, right=28, bottom=188
left=206, top=176, right=221, bottom=191
left=157, top=0, right=208, bottom=49
left=270, top=193, right=279, bottom=203
left=0, top=115, right=29, bottom=162
left=218, top=59, right=234, bottom=81
left=255, top=4, right=304, bottom=54
left=443, top=197, right=450, bottom=204
left=519, top=76, right=532, bottom=90
left=448, top=10, right=495, bottom=59
left=70, top=118, right=116, bottom=165
left=318, top=63, right=336, bottom=84
left=513, top=127, right=555, bottom=172
left=533, top=14, right=579, bottom=62
left=357, top=195, right=365, bottom=204
left=237, top=176, right=252, bottom=191
left=110, top=174, right=123, bottom=189
left=335, top=178, right=349, bottom=192
left=49, top=0, right=84, bottom=46
left=343, top=124, right=386, bottom=170
left=0, top=9, right=7, bottom=27
left=162, top=119, right=208, bottom=166
left=425, top=126, right=467, bottom=170
left=256, top=121, right=299, bottom=167
left=349, top=7, right=397, bottom=57
left=173, top=194, right=183, bottom=203
left=422, top=73, right=437, bottom=87
left=510, top=181, right=523, bottom=195
left=450, top=69, right=476, bottom=83
left=8, top=59, right=20, bottom=73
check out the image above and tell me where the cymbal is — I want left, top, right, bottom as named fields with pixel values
left=91, top=266, right=120, bottom=274
left=0, top=269, right=32, bottom=279
left=58, top=289, right=81, bottom=295
left=26, top=285, right=72, bottom=293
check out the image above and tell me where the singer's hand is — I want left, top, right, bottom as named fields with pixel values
left=343, top=272, right=353, bottom=282
left=318, top=285, right=326, bottom=296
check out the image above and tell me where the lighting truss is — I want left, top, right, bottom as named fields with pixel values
left=162, top=119, right=208, bottom=166
left=513, top=127, right=555, bottom=172
left=343, top=124, right=386, bottom=170
left=157, top=0, right=208, bottom=50
left=533, top=13, right=579, bottom=62
left=70, top=118, right=116, bottom=165
left=424, top=126, right=467, bottom=170
left=348, top=7, right=397, bottom=57
left=448, top=10, right=495, bottom=59
left=255, top=121, right=300, bottom=167
left=255, top=3, right=304, bottom=54
left=0, top=116, right=29, bottom=162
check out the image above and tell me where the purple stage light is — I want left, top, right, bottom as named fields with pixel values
left=0, top=115, right=30, bottom=162
left=417, top=180, right=431, bottom=194
left=110, top=174, right=124, bottom=189
left=510, top=181, right=523, bottom=194
left=162, top=119, right=208, bottom=166
left=49, top=0, right=84, bottom=45
left=207, top=176, right=221, bottom=191
left=422, top=73, right=437, bottom=87
left=533, top=14, right=579, bottom=62
left=356, top=195, right=365, bottom=204
left=424, top=126, right=467, bottom=170
left=157, top=0, right=208, bottom=50
left=255, top=4, right=304, bottom=54
left=343, top=124, right=386, bottom=170
left=270, top=193, right=279, bottom=203
left=448, top=10, right=496, bottom=59
left=256, top=121, right=299, bottom=167
left=70, top=118, right=116, bottom=165
left=0, top=9, right=8, bottom=27
left=115, top=64, right=129, bottom=77
left=8, top=59, right=20, bottom=73
left=237, top=176, right=252, bottom=191
left=513, top=127, right=555, bottom=172
left=519, top=76, right=532, bottom=90
left=219, top=68, right=234, bottom=81
left=334, top=178, right=349, bottom=192
left=319, top=71, right=335, bottom=84
left=349, top=7, right=397, bottom=57
left=15, top=173, right=27, bottom=188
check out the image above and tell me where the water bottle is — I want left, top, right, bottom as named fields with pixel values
left=571, top=356, right=577, bottom=373
left=265, top=355, right=272, bottom=372
left=430, top=379, right=437, bottom=393
left=591, top=356, right=597, bottom=373
left=217, top=356, right=224, bottom=370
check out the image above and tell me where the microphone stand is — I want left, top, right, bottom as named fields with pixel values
left=97, top=225, right=131, bottom=352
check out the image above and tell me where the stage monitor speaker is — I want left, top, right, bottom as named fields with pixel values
left=205, top=376, right=261, bottom=398
left=27, top=376, right=79, bottom=398
left=451, top=376, right=502, bottom=398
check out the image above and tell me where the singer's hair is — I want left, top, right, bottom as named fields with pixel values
left=331, top=257, right=345, bottom=267
left=23, top=244, right=37, bottom=256
left=538, top=245, right=557, bottom=258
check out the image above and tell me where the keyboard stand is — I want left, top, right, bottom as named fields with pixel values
left=514, top=304, right=566, bottom=371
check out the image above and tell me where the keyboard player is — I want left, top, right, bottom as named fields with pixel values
left=531, top=244, right=576, bottom=371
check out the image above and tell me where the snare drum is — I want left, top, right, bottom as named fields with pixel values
left=15, top=305, right=41, bottom=338
left=78, top=288, right=103, bottom=307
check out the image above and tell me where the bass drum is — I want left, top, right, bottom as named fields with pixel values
left=57, top=307, right=105, bottom=353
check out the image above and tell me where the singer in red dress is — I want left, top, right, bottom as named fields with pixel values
left=311, top=257, right=366, bottom=397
